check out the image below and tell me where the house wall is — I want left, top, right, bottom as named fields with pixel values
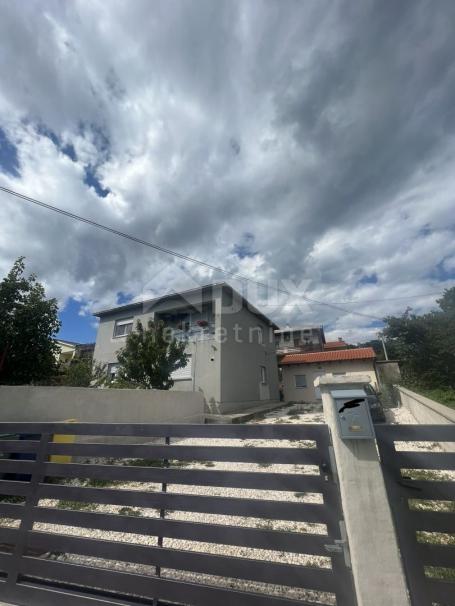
left=282, top=359, right=378, bottom=403
left=93, top=288, right=223, bottom=409
left=219, top=290, right=279, bottom=413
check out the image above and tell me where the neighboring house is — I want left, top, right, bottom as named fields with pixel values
left=275, top=326, right=325, bottom=355
left=55, top=339, right=78, bottom=365
left=93, top=283, right=280, bottom=414
left=280, top=347, right=377, bottom=403
left=55, top=340, right=96, bottom=365
left=323, top=338, right=347, bottom=350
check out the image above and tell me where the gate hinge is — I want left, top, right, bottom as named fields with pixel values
left=324, top=521, right=351, bottom=568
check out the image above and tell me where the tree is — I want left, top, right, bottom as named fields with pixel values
left=60, top=357, right=108, bottom=387
left=114, top=319, right=188, bottom=389
left=0, top=257, right=61, bottom=384
left=381, top=288, right=455, bottom=389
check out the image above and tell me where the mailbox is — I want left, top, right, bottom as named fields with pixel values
left=331, top=389, right=375, bottom=440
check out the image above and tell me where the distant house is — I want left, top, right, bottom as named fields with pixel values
left=93, top=283, right=280, bottom=414
left=55, top=340, right=95, bottom=365
left=275, top=326, right=325, bottom=355
left=280, top=347, right=377, bottom=403
left=323, top=338, right=347, bottom=350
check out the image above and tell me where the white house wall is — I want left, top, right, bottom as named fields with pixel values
left=282, top=359, right=378, bottom=403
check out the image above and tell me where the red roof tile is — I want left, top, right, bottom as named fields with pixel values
left=280, top=347, right=376, bottom=365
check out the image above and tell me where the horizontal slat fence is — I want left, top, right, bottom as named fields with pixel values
left=376, top=424, right=455, bottom=606
left=0, top=422, right=356, bottom=606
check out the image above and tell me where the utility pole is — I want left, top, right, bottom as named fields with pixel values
left=380, top=337, right=389, bottom=361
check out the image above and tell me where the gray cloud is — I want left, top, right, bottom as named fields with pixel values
left=0, top=0, right=454, bottom=342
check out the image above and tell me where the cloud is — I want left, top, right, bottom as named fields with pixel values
left=0, top=0, right=454, bottom=342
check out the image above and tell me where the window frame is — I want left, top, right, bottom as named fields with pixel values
left=260, top=365, right=268, bottom=384
left=113, top=317, right=134, bottom=338
left=294, top=374, right=307, bottom=389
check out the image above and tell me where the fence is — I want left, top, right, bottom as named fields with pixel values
left=376, top=424, right=455, bottom=606
left=0, top=422, right=356, bottom=606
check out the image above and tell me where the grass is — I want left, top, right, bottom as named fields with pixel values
left=406, top=385, right=455, bottom=410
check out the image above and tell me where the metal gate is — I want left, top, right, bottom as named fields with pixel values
left=376, top=424, right=455, bottom=605
left=0, top=422, right=356, bottom=606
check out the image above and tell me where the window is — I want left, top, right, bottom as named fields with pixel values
left=171, top=355, right=192, bottom=380
left=113, top=318, right=133, bottom=338
left=333, top=372, right=346, bottom=376
left=260, top=365, right=267, bottom=384
left=107, top=363, right=119, bottom=379
left=294, top=374, right=307, bottom=388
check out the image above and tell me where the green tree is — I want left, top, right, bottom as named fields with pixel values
left=114, top=319, right=188, bottom=389
left=0, top=257, right=61, bottom=384
left=60, top=358, right=108, bottom=387
left=381, top=288, right=455, bottom=389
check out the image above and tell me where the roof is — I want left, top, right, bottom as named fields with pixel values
left=94, top=282, right=279, bottom=329
left=280, top=347, right=376, bottom=365
left=324, top=340, right=347, bottom=349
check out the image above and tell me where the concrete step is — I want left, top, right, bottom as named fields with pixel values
left=205, top=401, right=288, bottom=424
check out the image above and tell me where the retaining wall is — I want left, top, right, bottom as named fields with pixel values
left=0, top=386, right=205, bottom=425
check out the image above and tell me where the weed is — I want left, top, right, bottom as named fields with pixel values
left=84, top=478, right=121, bottom=488
left=0, top=495, right=25, bottom=504
left=118, top=507, right=142, bottom=517
left=424, top=566, right=455, bottom=581
left=57, top=500, right=96, bottom=511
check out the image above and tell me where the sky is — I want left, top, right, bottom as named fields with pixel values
left=0, top=0, right=454, bottom=344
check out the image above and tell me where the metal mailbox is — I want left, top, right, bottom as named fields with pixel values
left=331, top=388, right=375, bottom=440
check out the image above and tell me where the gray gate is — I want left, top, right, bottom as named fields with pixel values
left=376, top=424, right=455, bottom=605
left=0, top=422, right=356, bottom=606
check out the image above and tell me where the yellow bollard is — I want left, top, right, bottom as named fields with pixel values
left=50, top=419, right=77, bottom=463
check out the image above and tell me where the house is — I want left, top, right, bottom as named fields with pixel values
left=55, top=339, right=78, bottom=364
left=93, top=283, right=280, bottom=414
left=280, top=347, right=377, bottom=403
left=55, top=340, right=95, bottom=365
left=275, top=325, right=325, bottom=355
left=323, top=338, right=347, bottom=350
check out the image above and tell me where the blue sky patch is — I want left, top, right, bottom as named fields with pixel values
left=84, top=166, right=110, bottom=197
left=233, top=232, right=257, bottom=259
left=57, top=297, right=97, bottom=343
left=427, top=258, right=455, bottom=282
left=357, top=273, right=378, bottom=286
left=37, top=124, right=77, bottom=161
left=0, top=128, right=20, bottom=176
left=117, top=291, right=133, bottom=305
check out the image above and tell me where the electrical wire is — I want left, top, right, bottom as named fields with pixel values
left=1, top=184, right=386, bottom=321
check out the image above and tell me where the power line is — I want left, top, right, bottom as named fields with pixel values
left=262, top=292, right=443, bottom=306
left=0, top=184, right=384, bottom=321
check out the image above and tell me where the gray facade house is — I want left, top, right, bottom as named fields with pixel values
left=93, top=283, right=280, bottom=414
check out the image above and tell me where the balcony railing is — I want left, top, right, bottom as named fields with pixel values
left=170, top=322, right=216, bottom=342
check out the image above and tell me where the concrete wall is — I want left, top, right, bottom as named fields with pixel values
left=317, top=375, right=410, bottom=606
left=282, top=359, right=377, bottom=403
left=0, top=385, right=205, bottom=424
left=219, top=289, right=279, bottom=413
left=397, top=386, right=455, bottom=452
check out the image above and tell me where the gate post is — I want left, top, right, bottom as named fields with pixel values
left=315, top=375, right=410, bottom=606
